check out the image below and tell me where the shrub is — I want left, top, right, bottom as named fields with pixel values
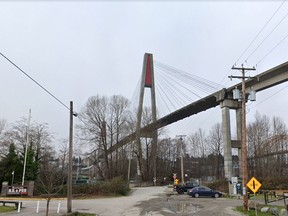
left=206, top=179, right=229, bottom=193
left=259, top=177, right=288, bottom=190
left=72, top=176, right=129, bottom=196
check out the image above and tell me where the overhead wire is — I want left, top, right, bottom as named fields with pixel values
left=247, top=84, right=288, bottom=111
left=0, top=52, right=86, bottom=125
left=234, top=0, right=287, bottom=66
left=245, top=5, right=288, bottom=64
left=219, top=0, right=287, bottom=86
left=0, top=52, right=70, bottom=111
left=256, top=31, right=288, bottom=66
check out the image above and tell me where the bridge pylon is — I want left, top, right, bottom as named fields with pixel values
left=135, top=53, right=158, bottom=182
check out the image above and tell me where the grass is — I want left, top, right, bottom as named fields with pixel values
left=0, top=206, right=16, bottom=213
left=235, top=205, right=284, bottom=216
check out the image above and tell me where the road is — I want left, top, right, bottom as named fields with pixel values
left=5, top=186, right=166, bottom=216
left=3, top=186, right=262, bottom=216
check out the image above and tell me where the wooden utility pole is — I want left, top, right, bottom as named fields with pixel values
left=230, top=65, right=255, bottom=211
left=67, top=101, right=73, bottom=213
left=176, top=135, right=186, bottom=184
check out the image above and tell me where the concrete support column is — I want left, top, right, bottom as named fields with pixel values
left=221, top=105, right=232, bottom=180
left=236, top=108, right=242, bottom=177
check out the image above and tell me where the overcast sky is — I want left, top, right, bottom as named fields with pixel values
left=1, top=1, right=288, bottom=149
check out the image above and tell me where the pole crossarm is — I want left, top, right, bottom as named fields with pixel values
left=106, top=60, right=288, bottom=154
left=229, top=61, right=288, bottom=93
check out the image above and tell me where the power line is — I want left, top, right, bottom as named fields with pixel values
left=0, top=52, right=86, bottom=125
left=234, top=0, right=287, bottom=66
left=0, top=53, right=82, bottom=118
left=255, top=31, right=288, bottom=66
left=245, top=4, right=288, bottom=63
left=1, top=52, right=70, bottom=111
left=247, top=84, right=288, bottom=110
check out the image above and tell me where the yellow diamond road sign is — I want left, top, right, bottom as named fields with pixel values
left=247, top=177, right=262, bottom=194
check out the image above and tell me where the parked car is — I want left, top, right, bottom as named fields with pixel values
left=187, top=186, right=222, bottom=198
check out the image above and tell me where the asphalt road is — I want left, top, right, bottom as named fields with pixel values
left=4, top=186, right=284, bottom=216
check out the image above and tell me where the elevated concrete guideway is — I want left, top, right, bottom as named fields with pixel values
left=108, top=60, right=288, bottom=154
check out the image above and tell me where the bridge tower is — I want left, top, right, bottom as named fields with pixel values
left=135, top=53, right=158, bottom=182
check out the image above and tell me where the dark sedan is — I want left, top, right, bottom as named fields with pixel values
left=187, top=186, right=222, bottom=198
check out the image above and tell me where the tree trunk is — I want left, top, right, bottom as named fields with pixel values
left=46, top=198, right=50, bottom=216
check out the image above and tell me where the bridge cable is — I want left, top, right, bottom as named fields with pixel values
left=156, top=70, right=188, bottom=109
left=155, top=61, right=223, bottom=92
left=156, top=67, right=202, bottom=100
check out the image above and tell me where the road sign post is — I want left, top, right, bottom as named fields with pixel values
left=247, top=177, right=262, bottom=216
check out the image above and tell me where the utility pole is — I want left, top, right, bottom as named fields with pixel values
left=230, top=65, right=255, bottom=211
left=127, top=145, right=132, bottom=184
left=67, top=101, right=74, bottom=213
left=176, top=135, right=186, bottom=184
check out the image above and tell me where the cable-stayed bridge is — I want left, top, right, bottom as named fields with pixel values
left=108, top=53, right=288, bottom=180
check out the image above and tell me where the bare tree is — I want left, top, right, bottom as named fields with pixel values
left=157, top=138, right=178, bottom=181
left=207, top=123, right=223, bottom=178
left=58, top=139, right=69, bottom=171
left=207, top=123, right=223, bottom=155
left=270, top=116, right=288, bottom=176
left=77, top=95, right=131, bottom=179
left=35, top=161, right=65, bottom=216
left=0, top=119, right=10, bottom=158
left=107, top=95, right=130, bottom=177
left=187, top=128, right=207, bottom=158
left=0, top=119, right=6, bottom=135
left=247, top=112, right=270, bottom=177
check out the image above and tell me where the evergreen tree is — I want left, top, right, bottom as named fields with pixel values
left=0, top=143, right=22, bottom=185
left=25, top=143, right=39, bottom=181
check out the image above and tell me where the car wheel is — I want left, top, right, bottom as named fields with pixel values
left=179, top=189, right=184, bottom=194
left=214, top=193, right=219, bottom=198
left=194, top=193, right=199, bottom=198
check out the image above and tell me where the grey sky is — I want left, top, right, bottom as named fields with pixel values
left=1, top=1, right=288, bottom=147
